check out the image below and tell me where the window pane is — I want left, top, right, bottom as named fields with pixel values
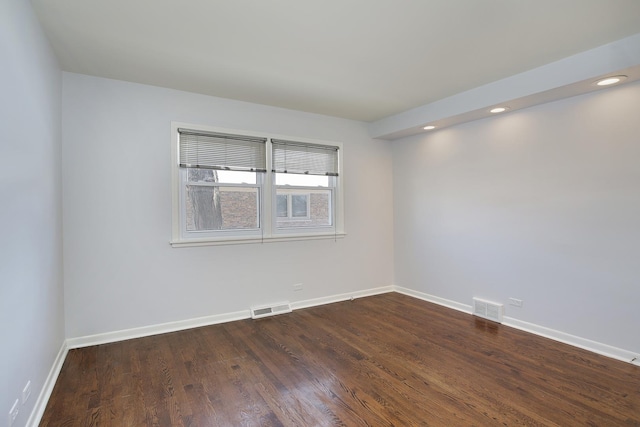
left=217, top=170, right=257, bottom=184
left=308, top=192, right=331, bottom=226
left=188, top=169, right=257, bottom=184
left=291, top=195, right=308, bottom=218
left=187, top=169, right=218, bottom=183
left=186, top=185, right=258, bottom=230
left=275, top=173, right=329, bottom=187
left=276, top=195, right=288, bottom=218
left=276, top=189, right=332, bottom=228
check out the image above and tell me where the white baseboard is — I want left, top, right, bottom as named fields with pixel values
left=67, top=285, right=395, bottom=349
left=64, top=286, right=640, bottom=366
left=502, top=316, right=640, bottom=365
left=291, top=285, right=394, bottom=311
left=26, top=341, right=68, bottom=427
left=393, top=286, right=472, bottom=314
left=393, top=285, right=639, bottom=365
left=66, top=309, right=252, bottom=349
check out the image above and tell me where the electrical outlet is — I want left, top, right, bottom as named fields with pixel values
left=22, top=381, right=31, bottom=404
left=293, top=283, right=303, bottom=291
left=508, top=298, right=523, bottom=307
left=8, top=399, right=19, bottom=426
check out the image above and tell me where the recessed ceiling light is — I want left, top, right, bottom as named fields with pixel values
left=489, top=107, right=509, bottom=114
left=595, top=75, right=627, bottom=86
left=423, top=125, right=436, bottom=130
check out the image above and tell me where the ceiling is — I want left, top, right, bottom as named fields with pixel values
left=32, top=1, right=640, bottom=128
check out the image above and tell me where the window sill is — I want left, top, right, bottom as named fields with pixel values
left=170, top=232, right=346, bottom=247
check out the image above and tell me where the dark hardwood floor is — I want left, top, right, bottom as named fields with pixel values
left=41, top=293, right=640, bottom=426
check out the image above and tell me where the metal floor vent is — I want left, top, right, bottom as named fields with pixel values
left=250, top=302, right=292, bottom=319
left=472, top=298, right=504, bottom=323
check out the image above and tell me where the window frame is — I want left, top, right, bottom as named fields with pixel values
left=171, top=122, right=345, bottom=247
left=179, top=169, right=263, bottom=239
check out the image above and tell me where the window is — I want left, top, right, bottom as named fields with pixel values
left=276, top=193, right=310, bottom=219
left=174, top=128, right=266, bottom=241
left=171, top=123, right=344, bottom=246
left=274, top=175, right=334, bottom=229
left=185, top=170, right=260, bottom=231
left=272, top=139, right=338, bottom=232
left=276, top=193, right=309, bottom=219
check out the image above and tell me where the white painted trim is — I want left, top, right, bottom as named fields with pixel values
left=170, top=232, right=346, bottom=248
left=66, top=285, right=393, bottom=349
left=291, top=285, right=394, bottom=311
left=393, top=285, right=640, bottom=365
left=66, top=309, right=251, bottom=349
left=502, top=316, right=640, bottom=365
left=26, top=341, right=68, bottom=427
left=393, top=286, right=472, bottom=314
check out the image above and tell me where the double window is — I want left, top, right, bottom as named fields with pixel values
left=171, top=123, right=343, bottom=246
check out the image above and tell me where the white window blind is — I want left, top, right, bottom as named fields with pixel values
left=271, top=139, right=339, bottom=176
left=179, top=128, right=267, bottom=172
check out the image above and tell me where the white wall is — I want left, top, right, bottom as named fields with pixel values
left=0, top=1, right=64, bottom=425
left=62, top=73, right=394, bottom=338
left=393, top=81, right=640, bottom=354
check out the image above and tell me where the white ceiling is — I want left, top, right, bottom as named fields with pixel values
left=32, top=0, right=640, bottom=126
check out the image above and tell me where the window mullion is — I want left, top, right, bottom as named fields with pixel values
left=263, top=141, right=274, bottom=237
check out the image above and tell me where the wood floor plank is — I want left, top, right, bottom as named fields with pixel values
left=40, top=293, right=640, bottom=426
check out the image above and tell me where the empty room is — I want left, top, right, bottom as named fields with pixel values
left=2, top=0, right=640, bottom=425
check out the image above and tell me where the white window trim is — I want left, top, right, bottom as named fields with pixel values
left=170, top=122, right=345, bottom=247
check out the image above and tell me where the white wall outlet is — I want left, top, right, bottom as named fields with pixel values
left=293, top=283, right=303, bottom=291
left=508, top=298, right=523, bottom=307
left=8, top=399, right=19, bottom=426
left=22, top=380, right=31, bottom=404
